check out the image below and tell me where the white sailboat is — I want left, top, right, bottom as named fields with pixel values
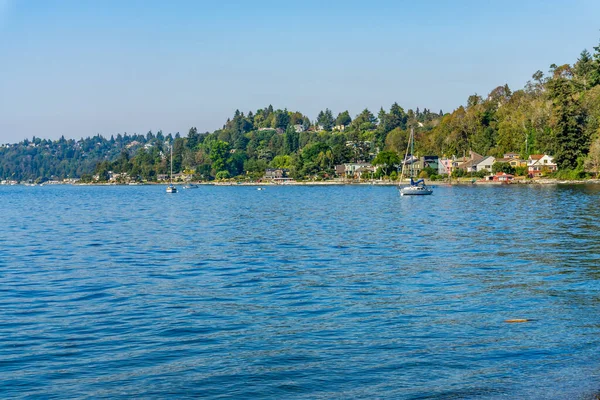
left=399, top=128, right=432, bottom=196
left=166, top=143, right=177, bottom=193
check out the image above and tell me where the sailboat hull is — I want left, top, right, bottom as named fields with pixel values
left=399, top=186, right=433, bottom=196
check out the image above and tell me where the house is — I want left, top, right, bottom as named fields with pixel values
left=474, top=156, right=496, bottom=173
left=338, top=163, right=374, bottom=178
left=457, top=151, right=484, bottom=172
left=334, top=165, right=346, bottom=176
left=407, top=156, right=439, bottom=176
left=264, top=168, right=289, bottom=180
left=503, top=152, right=520, bottom=159
left=508, top=158, right=527, bottom=168
left=528, top=154, right=557, bottom=177
left=108, top=171, right=130, bottom=182
left=293, top=124, right=306, bottom=133
left=438, top=158, right=453, bottom=175
left=493, top=172, right=514, bottom=182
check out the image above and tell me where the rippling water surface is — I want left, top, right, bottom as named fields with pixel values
left=1, top=184, right=600, bottom=399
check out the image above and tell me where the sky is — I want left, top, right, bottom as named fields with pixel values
left=0, top=0, right=599, bottom=143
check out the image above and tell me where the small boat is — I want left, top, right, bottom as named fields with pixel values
left=400, top=179, right=433, bottom=196
left=257, top=187, right=264, bottom=191
left=183, top=183, right=199, bottom=189
left=166, top=143, right=177, bottom=193
left=399, top=128, right=433, bottom=196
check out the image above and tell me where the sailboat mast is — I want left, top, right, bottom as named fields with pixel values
left=170, top=143, right=173, bottom=185
left=410, top=128, right=414, bottom=178
left=401, top=128, right=411, bottom=183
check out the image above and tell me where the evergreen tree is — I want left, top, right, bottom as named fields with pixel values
left=335, top=110, right=352, bottom=127
left=547, top=65, right=587, bottom=169
left=317, top=108, right=334, bottom=130
left=574, top=49, right=594, bottom=90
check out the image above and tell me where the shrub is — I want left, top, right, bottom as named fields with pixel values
left=492, top=162, right=515, bottom=175
left=452, top=168, right=465, bottom=178
left=515, top=166, right=528, bottom=176
left=216, top=170, right=230, bottom=180
left=552, top=169, right=588, bottom=180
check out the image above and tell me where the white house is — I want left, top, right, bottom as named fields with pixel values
left=293, top=124, right=306, bottom=133
left=528, top=154, right=557, bottom=177
left=474, top=156, right=496, bottom=173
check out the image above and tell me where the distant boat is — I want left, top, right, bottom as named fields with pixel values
left=183, top=183, right=199, bottom=189
left=399, top=128, right=433, bottom=196
left=166, top=143, right=177, bottom=193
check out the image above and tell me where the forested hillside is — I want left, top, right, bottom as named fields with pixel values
left=2, top=38, right=600, bottom=182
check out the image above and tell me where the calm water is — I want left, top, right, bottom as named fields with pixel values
left=1, top=184, right=600, bottom=399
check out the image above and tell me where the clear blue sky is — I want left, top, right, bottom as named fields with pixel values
left=0, top=0, right=599, bottom=143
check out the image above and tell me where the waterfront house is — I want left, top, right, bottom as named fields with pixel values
left=407, top=156, right=439, bottom=176
left=438, top=158, right=453, bottom=175
left=264, top=168, right=289, bottom=180
left=499, top=153, right=527, bottom=168
left=337, top=163, right=374, bottom=179
left=457, top=151, right=484, bottom=173
left=474, top=156, right=496, bottom=173
left=493, top=172, right=514, bottom=182
left=528, top=154, right=557, bottom=177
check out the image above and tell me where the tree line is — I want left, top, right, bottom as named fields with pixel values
left=2, top=36, right=600, bottom=182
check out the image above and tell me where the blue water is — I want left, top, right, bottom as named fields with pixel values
left=1, top=184, right=600, bottom=399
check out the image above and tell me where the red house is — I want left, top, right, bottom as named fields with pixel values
left=493, top=172, right=514, bottom=182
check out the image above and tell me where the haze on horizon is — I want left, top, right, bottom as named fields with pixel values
left=0, top=0, right=599, bottom=144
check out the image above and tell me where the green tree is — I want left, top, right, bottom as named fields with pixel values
left=492, top=162, right=515, bottom=174
left=215, top=170, right=230, bottom=180
left=317, top=108, right=335, bottom=130
left=283, top=125, right=300, bottom=154
left=271, top=155, right=293, bottom=169
left=353, top=108, right=377, bottom=130
left=335, top=110, right=352, bottom=127
left=574, top=49, right=595, bottom=91
left=210, top=140, right=231, bottom=173
left=590, top=39, right=600, bottom=87
left=585, top=136, right=600, bottom=176
left=372, top=150, right=401, bottom=176
left=272, top=109, right=290, bottom=129
left=547, top=65, right=588, bottom=170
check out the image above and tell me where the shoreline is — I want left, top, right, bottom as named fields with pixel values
left=7, top=178, right=600, bottom=187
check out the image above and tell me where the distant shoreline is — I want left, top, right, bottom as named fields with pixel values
left=11, top=178, right=600, bottom=187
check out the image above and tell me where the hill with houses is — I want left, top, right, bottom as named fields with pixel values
left=2, top=37, right=600, bottom=184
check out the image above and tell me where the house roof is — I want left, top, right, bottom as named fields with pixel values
left=529, top=154, right=544, bottom=160
left=458, top=154, right=484, bottom=169
left=475, top=156, right=495, bottom=165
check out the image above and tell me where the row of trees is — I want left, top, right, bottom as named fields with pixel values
left=2, top=36, right=600, bottom=181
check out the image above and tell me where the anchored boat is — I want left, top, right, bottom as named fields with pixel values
left=399, top=128, right=433, bottom=196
